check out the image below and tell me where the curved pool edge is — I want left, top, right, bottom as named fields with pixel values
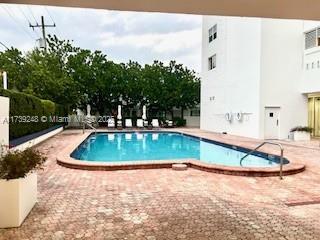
left=56, top=156, right=305, bottom=177
left=56, top=130, right=306, bottom=177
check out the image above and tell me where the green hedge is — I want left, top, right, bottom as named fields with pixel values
left=0, top=89, right=68, bottom=140
left=173, top=117, right=187, bottom=127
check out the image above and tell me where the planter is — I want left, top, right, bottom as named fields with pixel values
left=0, top=173, right=37, bottom=228
left=292, top=131, right=311, bottom=141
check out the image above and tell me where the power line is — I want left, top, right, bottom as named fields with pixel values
left=44, top=7, right=55, bottom=24
left=27, top=6, right=38, bottom=25
left=0, top=41, right=9, bottom=50
left=18, top=6, right=40, bottom=39
left=2, top=5, right=35, bottom=41
left=44, top=6, right=63, bottom=38
left=18, top=6, right=31, bottom=24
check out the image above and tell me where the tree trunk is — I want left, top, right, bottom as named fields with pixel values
left=181, top=108, right=184, bottom=119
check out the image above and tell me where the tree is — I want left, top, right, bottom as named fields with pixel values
left=170, top=61, right=200, bottom=118
left=0, top=48, right=29, bottom=91
left=24, top=48, right=78, bottom=106
left=0, top=35, right=201, bottom=120
left=142, top=60, right=200, bottom=119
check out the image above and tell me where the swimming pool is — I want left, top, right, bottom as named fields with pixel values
left=71, top=132, right=288, bottom=168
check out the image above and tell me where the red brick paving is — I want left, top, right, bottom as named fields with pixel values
left=1, top=129, right=320, bottom=239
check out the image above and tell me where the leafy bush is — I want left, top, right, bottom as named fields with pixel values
left=290, top=126, right=313, bottom=133
left=0, top=89, right=68, bottom=140
left=0, top=148, right=46, bottom=180
left=173, top=117, right=186, bottom=127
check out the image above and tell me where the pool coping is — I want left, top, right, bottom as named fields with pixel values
left=56, top=130, right=305, bottom=177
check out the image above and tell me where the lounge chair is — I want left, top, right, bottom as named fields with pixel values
left=125, top=119, right=133, bottom=128
left=107, top=118, right=115, bottom=128
left=166, top=120, right=173, bottom=128
left=117, top=119, right=122, bottom=129
left=152, top=119, right=160, bottom=128
left=137, top=119, right=144, bottom=128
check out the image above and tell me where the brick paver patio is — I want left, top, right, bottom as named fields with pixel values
left=1, top=129, right=320, bottom=240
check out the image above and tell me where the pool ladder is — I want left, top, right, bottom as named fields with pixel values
left=240, top=141, right=284, bottom=180
left=83, top=117, right=97, bottom=134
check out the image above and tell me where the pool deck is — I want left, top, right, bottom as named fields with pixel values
left=1, top=128, right=320, bottom=239
left=56, top=129, right=304, bottom=177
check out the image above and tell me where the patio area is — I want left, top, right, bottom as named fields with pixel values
left=1, top=129, right=320, bottom=240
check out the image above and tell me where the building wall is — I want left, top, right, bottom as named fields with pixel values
left=201, top=16, right=309, bottom=139
left=183, top=109, right=200, bottom=127
left=259, top=19, right=307, bottom=139
left=301, top=21, right=320, bottom=93
left=172, top=109, right=200, bottom=127
left=201, top=16, right=262, bottom=138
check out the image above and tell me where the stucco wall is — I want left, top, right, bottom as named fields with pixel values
left=301, top=21, right=320, bottom=94
left=201, top=16, right=309, bottom=139
left=201, top=16, right=262, bottom=138
left=259, top=19, right=307, bottom=139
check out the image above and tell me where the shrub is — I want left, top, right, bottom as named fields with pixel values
left=0, top=148, right=47, bottom=180
left=0, top=89, right=68, bottom=140
left=173, top=117, right=186, bottom=127
left=290, top=126, right=313, bottom=133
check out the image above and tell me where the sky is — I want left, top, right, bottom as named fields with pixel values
left=0, top=4, right=202, bottom=72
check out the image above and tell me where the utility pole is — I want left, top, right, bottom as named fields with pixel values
left=29, top=16, right=55, bottom=51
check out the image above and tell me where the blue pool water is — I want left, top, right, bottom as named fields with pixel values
left=71, top=132, right=287, bottom=167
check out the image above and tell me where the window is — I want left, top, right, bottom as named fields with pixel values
left=208, top=54, right=216, bottom=70
left=209, top=24, right=217, bottom=43
left=305, top=28, right=320, bottom=49
left=190, top=109, right=200, bottom=116
left=312, top=62, right=315, bottom=68
left=305, top=30, right=317, bottom=49
left=306, top=63, right=309, bottom=70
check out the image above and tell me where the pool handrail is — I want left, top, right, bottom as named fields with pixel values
left=83, top=117, right=97, bottom=134
left=240, top=141, right=284, bottom=179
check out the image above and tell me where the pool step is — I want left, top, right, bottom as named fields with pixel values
left=172, top=164, right=188, bottom=171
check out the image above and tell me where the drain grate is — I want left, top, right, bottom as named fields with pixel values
left=286, top=199, right=320, bottom=207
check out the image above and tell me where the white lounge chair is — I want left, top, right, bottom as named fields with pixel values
left=137, top=119, right=144, bottom=128
left=166, top=120, right=173, bottom=128
left=107, top=118, right=115, bottom=128
left=125, top=119, right=133, bottom=128
left=117, top=119, right=122, bottom=128
left=152, top=119, right=160, bottom=128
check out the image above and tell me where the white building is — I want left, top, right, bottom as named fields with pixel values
left=201, top=16, right=320, bottom=139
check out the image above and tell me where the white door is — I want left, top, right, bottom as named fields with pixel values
left=264, top=107, right=280, bottom=139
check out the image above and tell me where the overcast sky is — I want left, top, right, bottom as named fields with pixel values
left=0, top=4, right=202, bottom=72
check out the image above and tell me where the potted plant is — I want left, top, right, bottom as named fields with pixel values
left=0, top=147, right=46, bottom=228
left=290, top=126, right=313, bottom=141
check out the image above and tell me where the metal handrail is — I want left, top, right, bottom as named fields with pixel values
left=83, top=118, right=97, bottom=134
left=240, top=141, right=284, bottom=179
